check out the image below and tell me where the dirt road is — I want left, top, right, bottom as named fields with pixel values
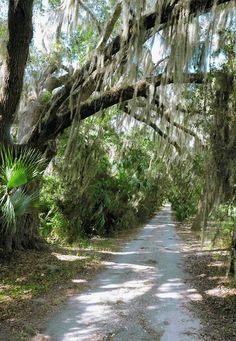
left=43, top=205, right=202, bottom=340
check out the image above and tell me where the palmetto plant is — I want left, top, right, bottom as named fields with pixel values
left=0, top=147, right=45, bottom=232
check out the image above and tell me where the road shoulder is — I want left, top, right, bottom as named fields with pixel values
left=176, top=223, right=236, bottom=341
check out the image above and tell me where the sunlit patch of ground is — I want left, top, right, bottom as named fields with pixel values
left=176, top=223, right=236, bottom=341
left=0, top=228, right=141, bottom=340
left=52, top=253, right=88, bottom=261
left=0, top=247, right=96, bottom=340
left=205, top=286, right=236, bottom=298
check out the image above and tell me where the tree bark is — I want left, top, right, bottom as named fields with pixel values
left=27, top=73, right=204, bottom=147
left=0, top=0, right=35, bottom=252
left=24, top=0, right=233, bottom=146
left=0, top=174, right=47, bottom=253
left=0, top=212, right=42, bottom=253
left=211, top=74, right=234, bottom=199
left=192, top=73, right=234, bottom=232
left=228, top=221, right=236, bottom=279
left=0, top=0, right=33, bottom=144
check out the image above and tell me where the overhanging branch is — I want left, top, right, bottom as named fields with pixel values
left=28, top=73, right=204, bottom=146
left=26, top=0, right=232, bottom=149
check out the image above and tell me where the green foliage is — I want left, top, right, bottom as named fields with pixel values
left=209, top=203, right=236, bottom=247
left=0, top=147, right=45, bottom=231
left=168, top=154, right=204, bottom=221
left=40, top=115, right=168, bottom=243
left=39, top=175, right=69, bottom=242
left=40, top=90, right=53, bottom=104
left=48, top=0, right=61, bottom=9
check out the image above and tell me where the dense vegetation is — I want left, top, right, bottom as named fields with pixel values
left=39, top=115, right=170, bottom=242
left=0, top=3, right=236, bottom=339
left=0, top=0, right=235, bottom=277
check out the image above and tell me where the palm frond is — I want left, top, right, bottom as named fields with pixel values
left=10, top=189, right=38, bottom=217
left=1, top=194, right=16, bottom=232
left=0, top=147, right=45, bottom=232
left=6, top=167, right=28, bottom=189
left=0, top=147, right=45, bottom=189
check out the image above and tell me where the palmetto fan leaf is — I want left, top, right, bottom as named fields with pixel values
left=0, top=147, right=45, bottom=188
left=0, top=194, right=16, bottom=231
left=11, top=189, right=39, bottom=217
left=0, top=147, right=45, bottom=231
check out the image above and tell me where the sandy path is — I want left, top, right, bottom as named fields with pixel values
left=44, top=205, right=202, bottom=340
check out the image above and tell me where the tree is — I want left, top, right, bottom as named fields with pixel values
left=0, top=0, right=235, bottom=251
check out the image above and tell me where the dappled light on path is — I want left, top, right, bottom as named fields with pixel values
left=52, top=254, right=88, bottom=262
left=44, top=205, right=202, bottom=340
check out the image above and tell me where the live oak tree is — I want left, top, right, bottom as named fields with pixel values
left=0, top=0, right=235, bottom=255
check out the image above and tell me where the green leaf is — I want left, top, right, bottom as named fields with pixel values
left=1, top=194, right=16, bottom=231
left=0, top=146, right=45, bottom=232
left=10, top=189, right=38, bottom=217
left=6, top=166, right=28, bottom=189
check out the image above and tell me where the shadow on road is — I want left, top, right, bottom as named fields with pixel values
left=43, top=206, right=202, bottom=341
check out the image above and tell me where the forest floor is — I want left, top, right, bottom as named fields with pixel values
left=1, top=206, right=236, bottom=340
left=177, top=226, right=236, bottom=341
left=0, top=229, right=140, bottom=340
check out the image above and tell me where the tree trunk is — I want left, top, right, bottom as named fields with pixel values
left=0, top=1, right=35, bottom=253
left=0, top=177, right=46, bottom=253
left=0, top=212, right=43, bottom=253
left=0, top=0, right=34, bottom=144
left=192, top=74, right=233, bottom=232
left=228, top=221, right=236, bottom=279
